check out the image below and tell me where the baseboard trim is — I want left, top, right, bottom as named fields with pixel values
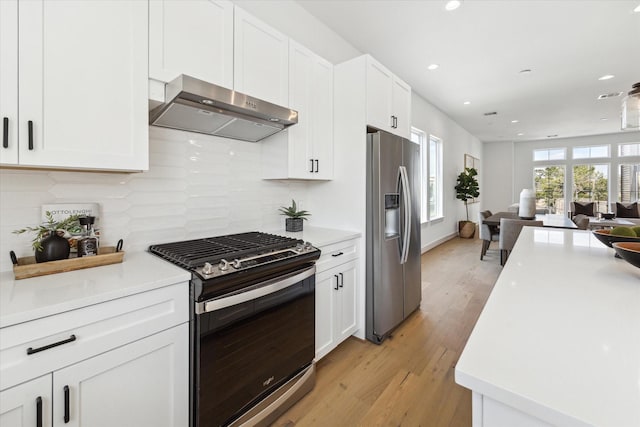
left=421, top=232, right=457, bottom=253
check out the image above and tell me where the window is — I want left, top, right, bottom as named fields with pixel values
left=412, top=128, right=443, bottom=222
left=533, top=148, right=565, bottom=161
left=572, top=145, right=610, bottom=159
left=534, top=166, right=565, bottom=214
left=573, top=164, right=609, bottom=213
left=618, top=143, right=640, bottom=157
left=619, top=164, right=640, bottom=202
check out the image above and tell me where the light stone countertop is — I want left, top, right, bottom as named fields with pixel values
left=455, top=227, right=640, bottom=427
left=0, top=251, right=190, bottom=328
left=267, top=226, right=361, bottom=248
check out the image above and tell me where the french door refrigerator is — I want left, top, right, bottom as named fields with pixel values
left=366, top=128, right=422, bottom=344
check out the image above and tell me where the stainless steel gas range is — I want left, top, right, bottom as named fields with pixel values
left=149, top=232, right=320, bottom=427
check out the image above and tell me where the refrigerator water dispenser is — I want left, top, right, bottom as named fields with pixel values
left=384, top=194, right=400, bottom=239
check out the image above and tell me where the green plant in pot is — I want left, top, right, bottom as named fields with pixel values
left=279, top=199, right=310, bottom=232
left=455, top=167, right=480, bottom=238
left=13, top=212, right=80, bottom=263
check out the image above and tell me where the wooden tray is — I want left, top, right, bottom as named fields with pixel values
left=13, top=247, right=124, bottom=280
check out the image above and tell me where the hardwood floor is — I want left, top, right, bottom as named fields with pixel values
left=273, top=236, right=503, bottom=427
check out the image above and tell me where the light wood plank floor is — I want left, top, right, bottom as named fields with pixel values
left=273, top=236, right=503, bottom=427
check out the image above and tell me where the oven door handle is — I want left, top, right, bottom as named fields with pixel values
left=196, top=265, right=316, bottom=314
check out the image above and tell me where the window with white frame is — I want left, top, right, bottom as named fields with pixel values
left=533, top=148, right=566, bottom=161
left=534, top=165, right=566, bottom=214
left=618, top=143, right=640, bottom=157
left=573, top=164, right=609, bottom=213
left=411, top=128, right=443, bottom=222
left=572, top=145, right=610, bottom=159
left=619, top=163, right=640, bottom=202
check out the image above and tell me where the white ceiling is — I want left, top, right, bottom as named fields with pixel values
left=297, top=0, right=640, bottom=142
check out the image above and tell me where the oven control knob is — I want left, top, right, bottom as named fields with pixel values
left=295, top=243, right=304, bottom=252
left=232, top=259, right=241, bottom=269
left=219, top=259, right=230, bottom=271
left=202, top=262, right=215, bottom=275
left=304, top=241, right=313, bottom=250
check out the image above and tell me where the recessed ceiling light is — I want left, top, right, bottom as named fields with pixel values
left=463, top=101, right=471, bottom=105
left=600, top=117, right=608, bottom=121
left=634, top=4, right=640, bottom=12
left=519, top=69, right=532, bottom=74
left=517, top=132, right=524, bottom=136
left=598, top=74, right=615, bottom=81
left=427, top=64, right=439, bottom=71
left=445, top=1, right=461, bottom=11
left=511, top=119, right=519, bottom=123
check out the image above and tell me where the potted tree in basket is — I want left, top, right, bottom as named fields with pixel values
left=278, top=199, right=310, bottom=232
left=455, top=167, right=480, bottom=238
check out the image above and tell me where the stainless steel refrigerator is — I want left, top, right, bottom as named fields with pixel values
left=366, top=128, right=422, bottom=344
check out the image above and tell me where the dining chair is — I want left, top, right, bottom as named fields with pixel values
left=572, top=213, right=590, bottom=230
left=498, top=218, right=543, bottom=265
left=478, top=211, right=499, bottom=260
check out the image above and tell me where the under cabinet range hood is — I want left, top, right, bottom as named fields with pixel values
left=149, top=75, right=298, bottom=142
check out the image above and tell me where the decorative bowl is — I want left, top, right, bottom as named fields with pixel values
left=592, top=229, right=640, bottom=248
left=612, top=242, right=640, bottom=269
left=601, top=213, right=615, bottom=220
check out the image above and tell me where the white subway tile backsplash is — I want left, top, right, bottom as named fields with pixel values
left=0, top=127, right=308, bottom=272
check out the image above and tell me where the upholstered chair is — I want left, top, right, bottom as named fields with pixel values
left=498, top=218, right=543, bottom=265
left=478, top=211, right=499, bottom=260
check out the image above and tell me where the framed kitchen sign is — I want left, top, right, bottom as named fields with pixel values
left=464, top=154, right=480, bottom=204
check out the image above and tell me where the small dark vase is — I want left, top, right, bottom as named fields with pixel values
left=285, top=218, right=303, bottom=232
left=35, top=232, right=71, bottom=263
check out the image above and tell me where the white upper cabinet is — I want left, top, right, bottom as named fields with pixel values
left=365, top=55, right=412, bottom=139
left=149, top=0, right=233, bottom=88
left=0, top=0, right=18, bottom=165
left=263, top=40, right=333, bottom=180
left=233, top=7, right=289, bottom=106
left=1, top=0, right=149, bottom=171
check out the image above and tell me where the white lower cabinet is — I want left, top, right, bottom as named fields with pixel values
left=315, top=237, right=359, bottom=361
left=0, top=375, right=51, bottom=427
left=0, top=282, right=189, bottom=427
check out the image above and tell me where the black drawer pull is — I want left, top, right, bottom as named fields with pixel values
left=28, top=120, right=34, bottom=150
left=314, top=159, right=319, bottom=173
left=2, top=117, right=8, bottom=148
left=27, top=334, right=76, bottom=355
left=309, top=159, right=314, bottom=173
left=334, top=275, right=339, bottom=290
left=64, top=385, right=70, bottom=423
left=36, top=396, right=43, bottom=427
left=339, top=272, right=344, bottom=288
left=331, top=252, right=344, bottom=257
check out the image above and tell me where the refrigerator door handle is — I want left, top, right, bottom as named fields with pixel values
left=399, top=165, right=412, bottom=264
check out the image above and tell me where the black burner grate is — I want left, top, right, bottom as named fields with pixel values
left=149, top=232, right=302, bottom=270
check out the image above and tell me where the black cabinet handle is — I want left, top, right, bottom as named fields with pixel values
left=36, top=396, right=43, bottom=427
left=28, top=120, right=34, bottom=150
left=27, top=334, right=76, bottom=355
left=309, top=159, right=314, bottom=173
left=64, top=385, right=70, bottom=423
left=339, top=272, right=344, bottom=288
left=314, top=159, right=319, bottom=173
left=331, top=252, right=343, bottom=257
left=334, top=275, right=339, bottom=290
left=2, top=117, right=8, bottom=148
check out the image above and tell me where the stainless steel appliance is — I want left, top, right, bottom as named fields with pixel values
left=366, top=129, right=422, bottom=343
left=149, top=75, right=298, bottom=142
left=149, top=232, right=320, bottom=427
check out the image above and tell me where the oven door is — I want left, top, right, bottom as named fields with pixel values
left=194, top=265, right=315, bottom=427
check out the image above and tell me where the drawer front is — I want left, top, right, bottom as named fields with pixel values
left=316, top=238, right=359, bottom=273
left=0, top=282, right=188, bottom=391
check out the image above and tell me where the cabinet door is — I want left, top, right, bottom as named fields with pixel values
left=311, top=54, right=334, bottom=180
left=315, top=269, right=338, bottom=360
left=18, top=0, right=148, bottom=171
left=0, top=0, right=18, bottom=165
left=52, top=324, right=189, bottom=427
left=392, top=76, right=412, bottom=139
left=0, top=374, right=51, bottom=427
left=288, top=40, right=315, bottom=179
left=234, top=7, right=288, bottom=106
left=149, top=0, right=233, bottom=88
left=366, top=57, right=393, bottom=133
left=336, top=260, right=358, bottom=341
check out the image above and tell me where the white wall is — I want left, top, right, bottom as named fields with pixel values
left=411, top=95, right=483, bottom=251
left=483, top=131, right=640, bottom=212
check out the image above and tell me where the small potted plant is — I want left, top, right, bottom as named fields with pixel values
left=13, top=211, right=80, bottom=263
left=278, top=199, right=310, bottom=232
left=455, top=167, right=480, bottom=238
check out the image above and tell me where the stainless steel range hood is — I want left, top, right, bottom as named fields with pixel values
left=149, top=75, right=298, bottom=142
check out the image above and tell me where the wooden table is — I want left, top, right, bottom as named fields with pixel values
left=483, top=211, right=578, bottom=229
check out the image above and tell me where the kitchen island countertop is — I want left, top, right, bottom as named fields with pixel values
left=455, top=227, right=640, bottom=427
left=0, top=251, right=190, bottom=328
